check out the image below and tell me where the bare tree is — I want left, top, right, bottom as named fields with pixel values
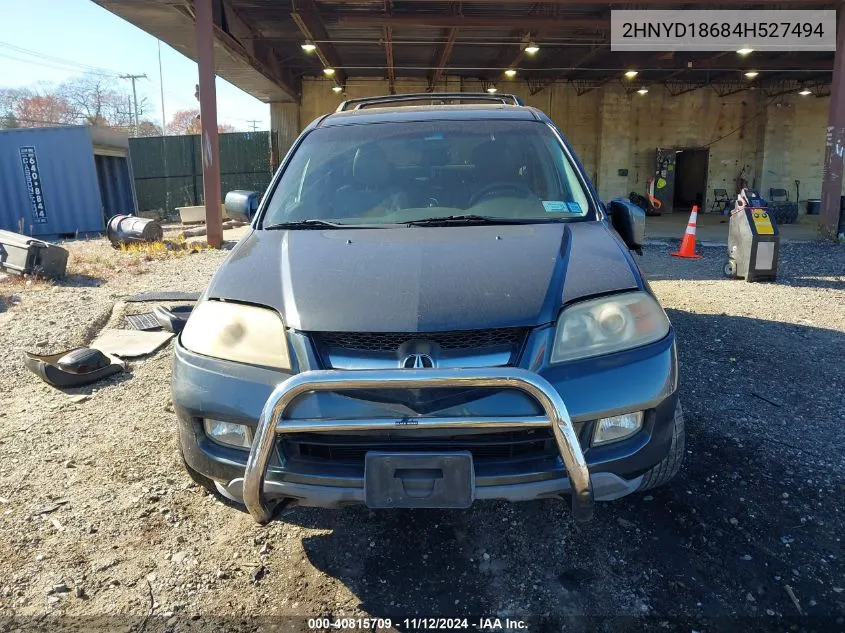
left=1, top=73, right=152, bottom=131
left=58, top=72, right=145, bottom=127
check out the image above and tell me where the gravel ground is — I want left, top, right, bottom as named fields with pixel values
left=0, top=237, right=843, bottom=632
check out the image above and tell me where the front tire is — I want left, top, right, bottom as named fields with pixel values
left=639, top=401, right=686, bottom=491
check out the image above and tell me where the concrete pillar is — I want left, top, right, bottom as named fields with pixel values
left=760, top=101, right=796, bottom=200
left=596, top=85, right=632, bottom=202
left=820, top=3, right=845, bottom=237
left=270, top=102, right=300, bottom=171
left=195, top=0, right=223, bottom=248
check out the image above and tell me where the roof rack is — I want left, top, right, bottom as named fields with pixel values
left=335, top=92, right=524, bottom=112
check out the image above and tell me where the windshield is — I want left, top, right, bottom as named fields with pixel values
left=261, top=120, right=594, bottom=227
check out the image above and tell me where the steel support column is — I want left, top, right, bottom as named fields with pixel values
left=195, top=0, right=223, bottom=248
left=820, top=4, right=845, bottom=237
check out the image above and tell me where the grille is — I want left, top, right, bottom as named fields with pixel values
left=313, top=328, right=530, bottom=352
left=281, top=429, right=556, bottom=465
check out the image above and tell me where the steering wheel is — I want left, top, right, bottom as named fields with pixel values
left=468, top=182, right=534, bottom=207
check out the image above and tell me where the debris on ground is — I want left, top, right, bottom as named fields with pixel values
left=23, top=348, right=126, bottom=388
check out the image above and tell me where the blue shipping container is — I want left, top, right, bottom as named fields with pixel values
left=0, top=125, right=137, bottom=239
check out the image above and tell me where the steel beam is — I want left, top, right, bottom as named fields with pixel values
left=529, top=46, right=607, bottom=94
left=334, top=14, right=606, bottom=30
left=329, top=0, right=836, bottom=4
left=195, top=0, right=223, bottom=249
left=292, top=0, right=347, bottom=85
left=383, top=0, right=395, bottom=94
left=820, top=3, right=845, bottom=237
left=215, top=2, right=301, bottom=101
left=431, top=28, right=458, bottom=86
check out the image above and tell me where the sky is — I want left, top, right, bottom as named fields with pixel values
left=0, top=0, right=270, bottom=131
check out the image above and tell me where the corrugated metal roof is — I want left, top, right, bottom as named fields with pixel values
left=0, top=127, right=114, bottom=238
left=98, top=0, right=837, bottom=102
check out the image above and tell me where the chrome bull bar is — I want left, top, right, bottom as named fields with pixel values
left=243, top=368, right=594, bottom=524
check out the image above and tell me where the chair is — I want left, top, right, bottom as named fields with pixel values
left=710, top=188, right=729, bottom=213
left=769, top=188, right=789, bottom=202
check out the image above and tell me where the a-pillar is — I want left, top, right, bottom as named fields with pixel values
left=195, top=0, right=223, bottom=248
left=820, top=3, right=845, bottom=237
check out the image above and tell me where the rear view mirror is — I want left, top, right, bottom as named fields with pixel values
left=224, top=190, right=259, bottom=223
left=609, top=198, right=645, bottom=255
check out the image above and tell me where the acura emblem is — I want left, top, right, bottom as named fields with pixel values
left=402, top=353, right=435, bottom=369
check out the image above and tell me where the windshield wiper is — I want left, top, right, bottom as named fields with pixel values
left=263, top=219, right=387, bottom=230
left=406, top=215, right=537, bottom=227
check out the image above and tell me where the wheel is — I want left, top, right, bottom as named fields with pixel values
left=639, top=401, right=686, bottom=491
left=723, top=260, right=737, bottom=278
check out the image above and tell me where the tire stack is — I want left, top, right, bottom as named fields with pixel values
left=769, top=201, right=799, bottom=225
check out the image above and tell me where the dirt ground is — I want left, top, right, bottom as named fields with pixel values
left=0, top=236, right=843, bottom=633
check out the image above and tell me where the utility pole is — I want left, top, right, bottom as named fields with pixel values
left=157, top=41, right=167, bottom=135
left=247, top=119, right=259, bottom=132
left=120, top=73, right=147, bottom=136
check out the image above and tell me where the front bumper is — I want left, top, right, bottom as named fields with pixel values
left=173, top=329, right=678, bottom=523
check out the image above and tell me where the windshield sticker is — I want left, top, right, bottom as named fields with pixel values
left=566, top=201, right=582, bottom=213
left=542, top=200, right=569, bottom=213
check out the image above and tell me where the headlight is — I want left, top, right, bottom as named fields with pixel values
left=550, top=291, right=669, bottom=363
left=204, top=419, right=252, bottom=449
left=181, top=300, right=291, bottom=369
left=593, top=412, right=643, bottom=446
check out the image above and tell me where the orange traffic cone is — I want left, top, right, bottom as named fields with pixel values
left=671, top=205, right=703, bottom=259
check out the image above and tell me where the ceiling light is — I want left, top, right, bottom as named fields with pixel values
left=323, top=67, right=335, bottom=76
left=737, top=47, right=753, bottom=56
left=744, top=71, right=759, bottom=79
left=486, top=85, right=498, bottom=94
left=624, top=70, right=639, bottom=79
left=332, top=85, right=342, bottom=93
left=636, top=88, right=649, bottom=95
left=523, top=42, right=539, bottom=55
left=799, top=88, right=813, bottom=96
left=301, top=41, right=316, bottom=53
left=504, top=68, right=517, bottom=78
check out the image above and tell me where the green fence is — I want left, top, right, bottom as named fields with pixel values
left=129, top=132, right=272, bottom=219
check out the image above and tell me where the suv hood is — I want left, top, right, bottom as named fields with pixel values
left=207, top=222, right=639, bottom=332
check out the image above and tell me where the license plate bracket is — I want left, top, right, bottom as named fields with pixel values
left=364, top=451, right=474, bottom=509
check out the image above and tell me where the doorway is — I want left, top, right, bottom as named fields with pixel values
left=672, top=148, right=709, bottom=214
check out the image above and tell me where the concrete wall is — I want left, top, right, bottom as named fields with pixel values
left=296, top=77, right=830, bottom=211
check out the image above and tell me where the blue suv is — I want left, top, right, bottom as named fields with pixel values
left=172, top=93, right=683, bottom=524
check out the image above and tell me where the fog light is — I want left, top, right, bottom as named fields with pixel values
left=592, top=412, right=643, bottom=446
left=203, top=419, right=252, bottom=449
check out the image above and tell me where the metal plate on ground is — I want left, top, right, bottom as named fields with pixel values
left=125, top=312, right=162, bottom=331
left=364, top=451, right=474, bottom=509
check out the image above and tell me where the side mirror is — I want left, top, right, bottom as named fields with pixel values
left=609, top=198, right=645, bottom=255
left=224, top=190, right=259, bottom=223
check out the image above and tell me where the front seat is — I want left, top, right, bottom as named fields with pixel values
left=468, top=141, right=526, bottom=203
left=331, top=145, right=408, bottom=218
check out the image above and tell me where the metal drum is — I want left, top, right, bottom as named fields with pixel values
left=107, top=215, right=163, bottom=247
